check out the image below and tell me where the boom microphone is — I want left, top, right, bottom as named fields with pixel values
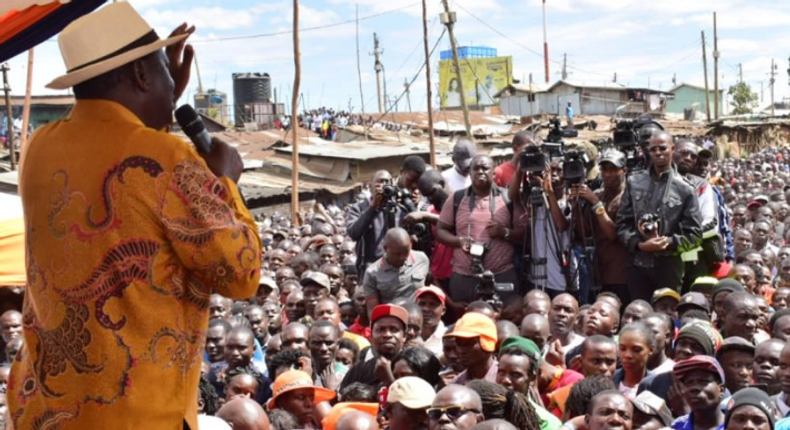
left=175, top=104, right=212, bottom=154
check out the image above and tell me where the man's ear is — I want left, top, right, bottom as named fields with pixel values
left=131, top=58, right=151, bottom=92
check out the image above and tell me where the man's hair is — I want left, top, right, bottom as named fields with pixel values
left=208, top=318, right=232, bottom=332
left=290, top=251, right=319, bottom=270
left=402, top=155, right=427, bottom=175
left=723, top=291, right=756, bottom=313
left=467, top=300, right=495, bottom=314
left=391, top=346, right=442, bottom=387
left=228, top=315, right=252, bottom=329
left=581, top=335, right=617, bottom=355
left=587, top=390, right=626, bottom=415
left=340, top=382, right=378, bottom=402
left=626, top=299, right=653, bottom=312
left=466, top=380, right=541, bottom=430
left=417, top=170, right=444, bottom=190
left=565, top=376, right=616, bottom=420
left=513, top=131, right=539, bottom=148
left=498, top=347, right=539, bottom=379
left=770, top=309, right=790, bottom=332
left=736, top=250, right=761, bottom=264
left=268, top=349, right=310, bottom=376
left=309, top=319, right=339, bottom=337
left=198, top=374, right=221, bottom=416
left=643, top=312, right=674, bottom=335
left=268, top=409, right=300, bottom=430
left=597, top=292, right=622, bottom=310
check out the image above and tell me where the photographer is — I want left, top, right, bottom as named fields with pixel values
left=402, top=171, right=454, bottom=289
left=347, top=170, right=409, bottom=273
left=495, top=131, right=537, bottom=188
left=570, top=149, right=630, bottom=304
left=509, top=144, right=575, bottom=297
left=616, top=132, right=703, bottom=301
left=437, top=155, right=519, bottom=308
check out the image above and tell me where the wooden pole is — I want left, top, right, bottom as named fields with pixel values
left=1, top=63, right=15, bottom=171
left=440, top=0, right=472, bottom=139
left=291, top=0, right=301, bottom=223
left=713, top=12, right=719, bottom=120
left=20, top=48, right=34, bottom=151
left=422, top=0, right=436, bottom=168
left=355, top=3, right=365, bottom=114
left=701, top=31, right=711, bottom=122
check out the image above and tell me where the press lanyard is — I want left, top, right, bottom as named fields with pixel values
left=466, top=187, right=498, bottom=238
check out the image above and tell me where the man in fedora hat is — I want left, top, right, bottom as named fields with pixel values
left=11, top=3, right=260, bottom=430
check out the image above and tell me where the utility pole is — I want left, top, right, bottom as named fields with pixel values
left=1, top=63, right=15, bottom=171
left=291, top=0, right=301, bottom=222
left=739, top=63, right=743, bottom=83
left=404, top=78, right=412, bottom=113
left=372, top=33, right=385, bottom=113
left=421, top=0, right=436, bottom=167
left=561, top=53, right=567, bottom=80
left=760, top=81, right=764, bottom=103
left=20, top=48, right=34, bottom=152
left=355, top=3, right=365, bottom=114
left=701, top=31, right=711, bottom=122
left=613, top=72, right=617, bottom=83
left=770, top=58, right=777, bottom=116
left=440, top=0, right=472, bottom=138
left=542, top=0, right=550, bottom=83
left=713, top=12, right=719, bottom=119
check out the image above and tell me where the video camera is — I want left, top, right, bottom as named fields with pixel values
left=475, top=270, right=515, bottom=311
left=563, top=150, right=588, bottom=186
left=408, top=221, right=433, bottom=258
left=469, top=242, right=490, bottom=275
left=611, top=116, right=663, bottom=172
left=519, top=145, right=547, bottom=174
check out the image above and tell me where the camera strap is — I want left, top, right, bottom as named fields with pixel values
left=466, top=186, right=498, bottom=239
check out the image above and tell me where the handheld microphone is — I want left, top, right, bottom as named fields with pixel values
left=175, top=104, right=212, bottom=154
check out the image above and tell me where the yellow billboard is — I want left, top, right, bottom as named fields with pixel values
left=439, top=56, right=513, bottom=108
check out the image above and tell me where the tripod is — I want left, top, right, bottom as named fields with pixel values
left=520, top=174, right=568, bottom=293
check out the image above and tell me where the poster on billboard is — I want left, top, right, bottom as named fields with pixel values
left=439, top=56, right=512, bottom=108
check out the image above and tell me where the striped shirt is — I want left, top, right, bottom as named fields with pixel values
left=438, top=189, right=514, bottom=276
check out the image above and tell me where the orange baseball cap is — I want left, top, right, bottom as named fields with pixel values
left=444, top=312, right=497, bottom=352
left=267, top=370, right=336, bottom=410
left=322, top=402, right=379, bottom=430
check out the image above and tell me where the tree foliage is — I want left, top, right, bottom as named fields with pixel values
left=728, top=82, right=758, bottom=115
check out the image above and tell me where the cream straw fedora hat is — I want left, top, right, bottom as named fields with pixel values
left=46, top=2, right=187, bottom=89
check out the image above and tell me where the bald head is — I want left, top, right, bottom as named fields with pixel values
left=336, top=410, right=379, bottom=430
left=216, top=398, right=271, bottom=430
left=432, top=384, right=483, bottom=413
left=472, top=420, right=518, bottom=430
left=520, top=313, right=551, bottom=351
left=384, top=228, right=412, bottom=269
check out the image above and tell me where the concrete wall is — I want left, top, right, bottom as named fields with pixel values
left=666, top=85, right=724, bottom=117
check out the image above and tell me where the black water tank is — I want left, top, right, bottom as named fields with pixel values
left=233, top=73, right=272, bottom=125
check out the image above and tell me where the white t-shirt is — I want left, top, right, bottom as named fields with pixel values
left=442, top=167, right=471, bottom=193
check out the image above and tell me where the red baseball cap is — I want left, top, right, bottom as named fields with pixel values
left=371, top=304, right=408, bottom=327
left=415, top=286, right=446, bottom=305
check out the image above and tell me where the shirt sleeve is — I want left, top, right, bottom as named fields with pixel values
left=160, top=160, right=261, bottom=299
left=362, top=264, right=378, bottom=297
left=438, top=192, right=456, bottom=228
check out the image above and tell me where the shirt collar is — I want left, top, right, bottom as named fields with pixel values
left=381, top=252, right=415, bottom=271
left=68, top=99, right=146, bottom=127
left=778, top=393, right=790, bottom=417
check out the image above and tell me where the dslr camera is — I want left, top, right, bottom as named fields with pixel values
left=640, top=213, right=660, bottom=236
left=469, top=242, right=490, bottom=275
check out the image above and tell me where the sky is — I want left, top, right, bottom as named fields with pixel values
left=5, top=0, right=790, bottom=117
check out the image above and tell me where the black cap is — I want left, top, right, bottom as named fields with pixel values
left=725, top=387, right=775, bottom=429
left=677, top=292, right=710, bottom=313
left=716, top=336, right=755, bottom=360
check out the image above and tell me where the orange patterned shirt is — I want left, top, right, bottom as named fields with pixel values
left=11, top=100, right=261, bottom=430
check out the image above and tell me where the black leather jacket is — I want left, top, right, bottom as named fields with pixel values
left=616, top=167, right=702, bottom=267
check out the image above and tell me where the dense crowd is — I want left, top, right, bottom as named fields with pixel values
left=160, top=122, right=790, bottom=430
left=13, top=4, right=790, bottom=429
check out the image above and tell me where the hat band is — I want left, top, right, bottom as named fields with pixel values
left=68, top=30, right=160, bottom=73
